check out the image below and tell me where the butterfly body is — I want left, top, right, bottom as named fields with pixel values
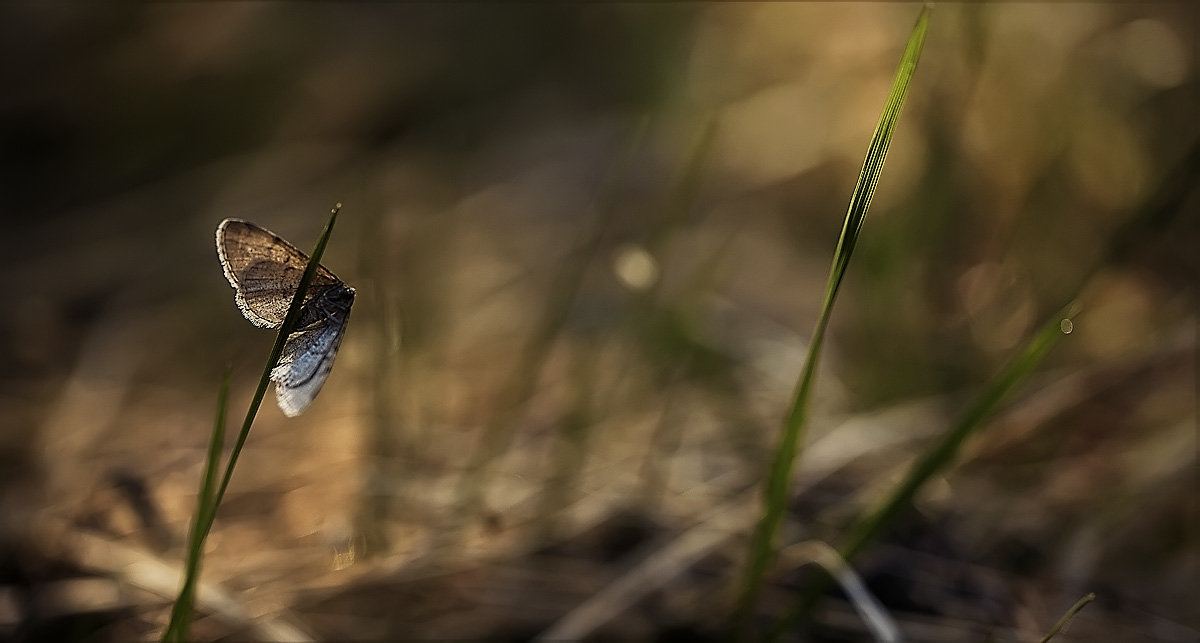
left=216, top=218, right=354, bottom=416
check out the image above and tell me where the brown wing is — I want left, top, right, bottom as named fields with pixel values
left=215, top=218, right=344, bottom=328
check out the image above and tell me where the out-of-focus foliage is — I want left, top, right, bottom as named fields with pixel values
left=0, top=4, right=1194, bottom=641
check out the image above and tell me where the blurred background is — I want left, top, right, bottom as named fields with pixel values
left=0, top=3, right=1195, bottom=641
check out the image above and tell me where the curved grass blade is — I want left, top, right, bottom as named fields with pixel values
left=162, top=365, right=229, bottom=642
left=771, top=301, right=1080, bottom=637
left=762, top=61, right=1200, bottom=643
left=163, top=203, right=344, bottom=640
left=210, top=203, right=343, bottom=522
left=735, top=7, right=930, bottom=634
left=1040, top=592, right=1096, bottom=643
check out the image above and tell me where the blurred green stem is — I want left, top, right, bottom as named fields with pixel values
left=734, top=7, right=929, bottom=636
left=770, top=301, right=1079, bottom=638
left=162, top=366, right=229, bottom=642
left=1040, top=592, right=1096, bottom=643
left=455, top=118, right=650, bottom=515
left=163, top=204, right=343, bottom=641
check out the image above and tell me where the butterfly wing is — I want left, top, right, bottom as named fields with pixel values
left=270, top=309, right=351, bottom=417
left=216, top=218, right=344, bottom=328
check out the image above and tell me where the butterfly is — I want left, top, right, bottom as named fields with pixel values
left=216, top=218, right=355, bottom=416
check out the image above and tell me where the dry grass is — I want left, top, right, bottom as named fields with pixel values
left=1, top=3, right=1196, bottom=641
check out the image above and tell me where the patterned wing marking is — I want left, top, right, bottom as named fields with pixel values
left=216, top=218, right=344, bottom=328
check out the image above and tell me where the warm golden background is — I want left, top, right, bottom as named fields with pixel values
left=1, top=4, right=1195, bottom=641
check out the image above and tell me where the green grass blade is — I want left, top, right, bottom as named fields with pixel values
left=645, top=118, right=718, bottom=256
left=771, top=301, right=1080, bottom=636
left=162, top=365, right=230, bottom=642
left=760, top=118, right=1194, bottom=640
left=162, top=203, right=344, bottom=640
left=735, top=7, right=930, bottom=633
left=209, top=202, right=344, bottom=521
left=1041, top=592, right=1096, bottom=643
left=839, top=304, right=1076, bottom=565
left=455, top=120, right=649, bottom=513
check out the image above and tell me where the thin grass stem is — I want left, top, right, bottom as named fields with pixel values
left=1040, top=592, right=1096, bottom=643
left=162, top=204, right=344, bottom=640
left=770, top=301, right=1080, bottom=638
left=162, top=365, right=230, bottom=642
left=209, top=203, right=344, bottom=520
left=734, top=7, right=930, bottom=636
left=455, top=119, right=650, bottom=514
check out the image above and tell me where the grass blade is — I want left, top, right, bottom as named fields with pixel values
left=735, top=6, right=930, bottom=633
left=210, top=202, right=344, bottom=518
left=1040, top=592, right=1096, bottom=643
left=455, top=120, right=649, bottom=515
left=760, top=98, right=1196, bottom=640
left=162, top=203, right=344, bottom=640
left=772, top=301, right=1080, bottom=636
left=162, top=365, right=230, bottom=642
left=840, top=304, right=1076, bottom=565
